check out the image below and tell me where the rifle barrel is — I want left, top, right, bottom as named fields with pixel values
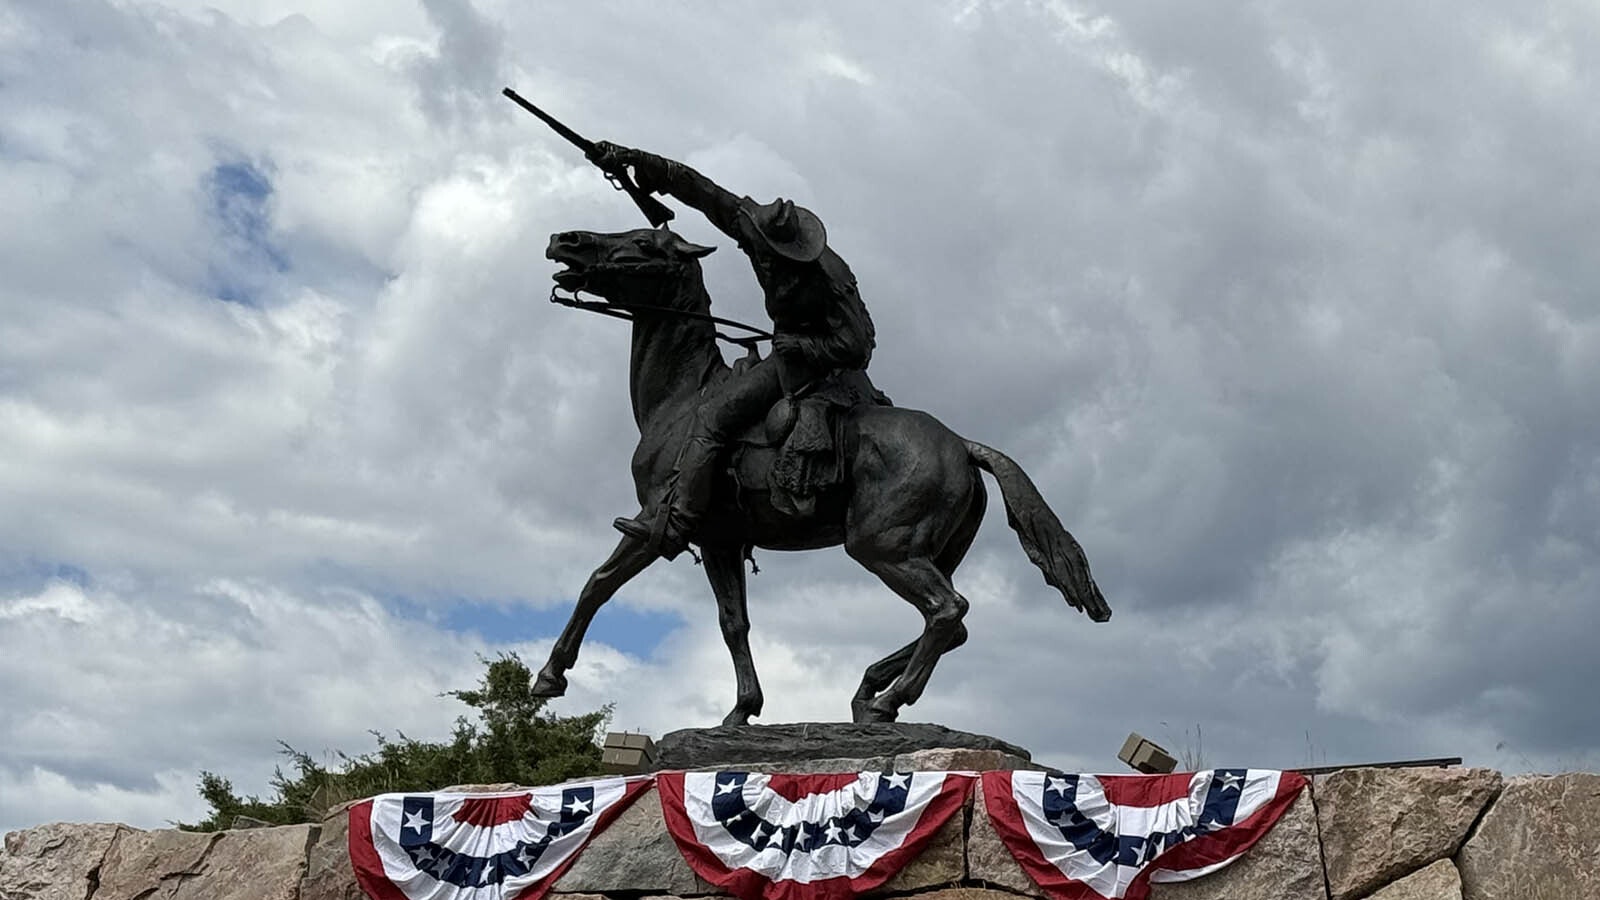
left=502, top=88, right=596, bottom=156
left=502, top=86, right=674, bottom=227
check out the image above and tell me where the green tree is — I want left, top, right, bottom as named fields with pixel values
left=181, top=653, right=611, bottom=831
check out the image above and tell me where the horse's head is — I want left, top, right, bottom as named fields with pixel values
left=546, top=228, right=715, bottom=307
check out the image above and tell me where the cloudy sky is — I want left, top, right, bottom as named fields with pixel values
left=4, top=0, right=1599, bottom=832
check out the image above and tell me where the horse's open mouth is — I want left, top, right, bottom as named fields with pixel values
left=552, top=266, right=588, bottom=290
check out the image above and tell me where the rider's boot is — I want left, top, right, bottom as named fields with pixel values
left=613, top=431, right=721, bottom=559
left=612, top=508, right=691, bottom=559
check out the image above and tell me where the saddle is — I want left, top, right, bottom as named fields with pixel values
left=734, top=369, right=890, bottom=517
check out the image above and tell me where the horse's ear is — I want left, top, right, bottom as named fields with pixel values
left=671, top=237, right=717, bottom=259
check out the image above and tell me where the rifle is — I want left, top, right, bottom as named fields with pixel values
left=502, top=87, right=674, bottom=228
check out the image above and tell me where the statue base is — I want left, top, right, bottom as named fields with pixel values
left=653, top=722, right=1032, bottom=772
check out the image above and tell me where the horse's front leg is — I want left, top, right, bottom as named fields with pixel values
left=532, top=530, right=659, bottom=698
left=701, top=544, right=763, bottom=726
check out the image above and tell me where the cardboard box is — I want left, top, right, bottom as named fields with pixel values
left=1117, top=732, right=1178, bottom=774
left=601, top=746, right=650, bottom=774
left=605, top=732, right=657, bottom=754
left=600, top=732, right=657, bottom=774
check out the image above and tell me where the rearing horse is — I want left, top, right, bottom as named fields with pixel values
left=533, top=226, right=1111, bottom=724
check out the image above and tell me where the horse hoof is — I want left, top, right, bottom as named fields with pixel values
left=530, top=670, right=568, bottom=699
left=722, top=698, right=762, bottom=727
left=854, top=700, right=899, bottom=724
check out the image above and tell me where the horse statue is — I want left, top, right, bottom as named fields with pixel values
left=532, top=226, right=1111, bottom=724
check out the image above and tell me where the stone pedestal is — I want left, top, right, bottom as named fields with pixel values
left=653, top=723, right=1031, bottom=770
left=19, top=744, right=1592, bottom=900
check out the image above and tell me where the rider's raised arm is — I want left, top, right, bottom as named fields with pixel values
left=597, top=144, right=744, bottom=239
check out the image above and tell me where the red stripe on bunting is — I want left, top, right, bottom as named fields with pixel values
left=347, top=779, right=651, bottom=900
left=1096, top=773, right=1196, bottom=807
left=453, top=793, right=535, bottom=827
left=525, top=778, right=655, bottom=900
left=348, top=799, right=414, bottom=900
left=980, top=773, right=1116, bottom=900
left=979, top=771, right=1309, bottom=900
left=1144, top=771, right=1307, bottom=877
left=763, top=773, right=863, bottom=801
left=515, top=779, right=652, bottom=900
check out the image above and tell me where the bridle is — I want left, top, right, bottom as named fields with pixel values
left=548, top=285, right=774, bottom=349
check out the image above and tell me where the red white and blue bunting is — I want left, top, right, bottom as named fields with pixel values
left=981, top=768, right=1308, bottom=900
left=657, top=770, right=975, bottom=900
left=345, top=768, right=1307, bottom=900
left=348, top=776, right=651, bottom=900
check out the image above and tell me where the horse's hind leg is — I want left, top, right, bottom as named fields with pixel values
left=849, top=475, right=983, bottom=720
left=532, top=532, right=658, bottom=698
left=936, top=473, right=985, bottom=577
left=850, top=556, right=971, bottom=723
left=850, top=625, right=968, bottom=722
left=702, top=544, right=763, bottom=726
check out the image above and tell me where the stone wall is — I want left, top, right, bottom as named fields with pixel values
left=4, top=761, right=1596, bottom=900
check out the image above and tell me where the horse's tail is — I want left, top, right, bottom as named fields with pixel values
left=965, top=440, right=1112, bottom=622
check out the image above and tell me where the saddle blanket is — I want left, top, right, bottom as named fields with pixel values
left=982, top=768, right=1308, bottom=900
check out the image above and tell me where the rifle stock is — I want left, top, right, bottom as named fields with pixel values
left=502, top=87, right=674, bottom=227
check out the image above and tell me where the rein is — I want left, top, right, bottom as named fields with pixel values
left=549, top=287, right=773, bottom=348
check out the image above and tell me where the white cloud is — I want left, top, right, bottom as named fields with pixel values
left=0, top=768, right=205, bottom=831
left=4, top=0, right=1600, bottom=832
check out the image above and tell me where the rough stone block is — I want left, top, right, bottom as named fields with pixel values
left=1316, top=766, right=1500, bottom=900
left=967, top=779, right=1043, bottom=895
left=301, top=838, right=362, bottom=900
left=1365, top=859, right=1462, bottom=900
left=895, top=890, right=1035, bottom=900
left=194, top=824, right=317, bottom=900
left=735, top=756, right=896, bottom=775
left=93, top=823, right=315, bottom=900
left=0, top=822, right=129, bottom=900
left=551, top=786, right=718, bottom=895
left=893, top=748, right=1038, bottom=773
left=1149, top=788, right=1326, bottom=900
left=92, top=828, right=216, bottom=899
left=869, top=795, right=967, bottom=894
left=300, top=802, right=362, bottom=900
left=1457, top=773, right=1600, bottom=900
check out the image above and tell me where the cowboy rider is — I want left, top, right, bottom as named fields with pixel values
left=594, top=142, right=876, bottom=558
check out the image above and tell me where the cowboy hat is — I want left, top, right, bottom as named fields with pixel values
left=742, top=198, right=826, bottom=262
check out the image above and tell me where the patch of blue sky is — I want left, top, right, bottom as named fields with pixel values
left=386, top=595, right=684, bottom=660
left=0, top=558, right=91, bottom=594
left=204, top=158, right=289, bottom=305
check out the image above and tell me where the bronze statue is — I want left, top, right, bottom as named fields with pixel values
left=594, top=141, right=877, bottom=561
left=510, top=91, right=1110, bottom=724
